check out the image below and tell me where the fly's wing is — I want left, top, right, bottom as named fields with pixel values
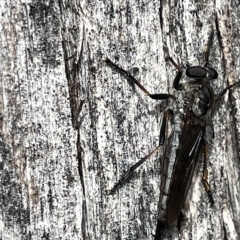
left=166, top=123, right=205, bottom=225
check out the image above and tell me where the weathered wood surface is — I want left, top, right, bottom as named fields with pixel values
left=0, top=1, right=240, bottom=239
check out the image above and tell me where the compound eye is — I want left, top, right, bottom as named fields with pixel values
left=206, top=67, right=218, bottom=79
left=186, top=66, right=206, bottom=79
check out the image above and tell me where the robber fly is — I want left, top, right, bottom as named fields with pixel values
left=105, top=30, right=240, bottom=239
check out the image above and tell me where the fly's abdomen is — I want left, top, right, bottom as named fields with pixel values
left=158, top=121, right=181, bottom=223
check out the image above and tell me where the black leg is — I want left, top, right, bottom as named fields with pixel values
left=107, top=146, right=161, bottom=194
left=172, top=71, right=183, bottom=90
left=216, top=81, right=240, bottom=103
left=164, top=51, right=182, bottom=90
left=213, top=81, right=240, bottom=116
left=107, top=111, right=170, bottom=194
left=154, top=220, right=166, bottom=240
left=105, top=58, right=174, bottom=100
left=204, top=27, right=214, bottom=67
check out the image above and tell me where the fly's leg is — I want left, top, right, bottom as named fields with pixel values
left=213, top=81, right=240, bottom=116
left=107, top=147, right=161, bottom=194
left=202, top=143, right=214, bottom=205
left=105, top=57, right=176, bottom=193
left=172, top=70, right=183, bottom=90
left=105, top=58, right=175, bottom=100
left=107, top=111, right=170, bottom=194
left=216, top=81, right=240, bottom=102
left=164, top=49, right=182, bottom=90
left=206, top=81, right=240, bottom=201
left=204, top=26, right=214, bottom=67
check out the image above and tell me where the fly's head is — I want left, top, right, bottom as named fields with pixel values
left=185, top=66, right=218, bottom=84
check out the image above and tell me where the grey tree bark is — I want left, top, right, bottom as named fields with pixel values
left=1, top=1, right=240, bottom=240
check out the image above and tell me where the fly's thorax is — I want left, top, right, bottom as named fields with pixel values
left=171, top=83, right=213, bottom=119
left=168, top=89, right=185, bottom=117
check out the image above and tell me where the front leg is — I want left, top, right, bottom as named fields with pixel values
left=163, top=48, right=182, bottom=90
left=105, top=58, right=175, bottom=100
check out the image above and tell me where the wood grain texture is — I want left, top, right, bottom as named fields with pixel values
left=0, top=0, right=240, bottom=239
